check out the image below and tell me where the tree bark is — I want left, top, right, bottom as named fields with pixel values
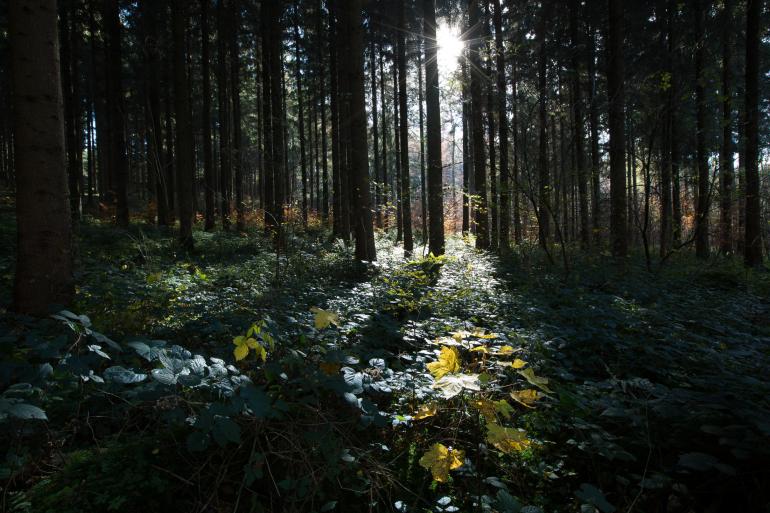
left=569, top=0, right=589, bottom=249
left=424, top=0, right=444, bottom=255
left=719, top=0, right=734, bottom=254
left=172, top=0, right=194, bottom=248
left=607, top=0, right=627, bottom=257
left=11, top=0, right=75, bottom=315
left=201, top=0, right=215, bottom=230
left=217, top=0, right=231, bottom=230
left=339, top=0, right=376, bottom=260
left=537, top=0, right=550, bottom=248
left=398, top=0, right=413, bottom=256
left=470, top=0, right=489, bottom=249
left=493, top=0, right=510, bottom=251
left=744, top=0, right=762, bottom=266
left=694, top=0, right=710, bottom=259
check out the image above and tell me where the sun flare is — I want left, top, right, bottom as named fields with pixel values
left=436, top=23, right=463, bottom=75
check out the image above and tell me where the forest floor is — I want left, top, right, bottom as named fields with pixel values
left=1, top=208, right=770, bottom=513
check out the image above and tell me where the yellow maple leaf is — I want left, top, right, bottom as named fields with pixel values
left=471, top=328, right=499, bottom=339
left=426, top=346, right=461, bottom=380
left=510, top=389, right=542, bottom=408
left=517, top=367, right=553, bottom=393
left=511, top=358, right=527, bottom=369
left=418, top=443, right=465, bottom=482
left=413, top=403, right=438, bottom=420
left=497, top=345, right=521, bottom=356
left=310, top=307, right=340, bottom=330
left=486, top=423, right=532, bottom=454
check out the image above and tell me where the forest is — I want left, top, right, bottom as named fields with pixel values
left=0, top=0, right=769, bottom=511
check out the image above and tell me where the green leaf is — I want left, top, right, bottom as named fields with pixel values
left=7, top=402, right=47, bottom=421
left=212, top=416, right=241, bottom=447
left=575, top=483, right=616, bottom=513
left=103, top=366, right=147, bottom=384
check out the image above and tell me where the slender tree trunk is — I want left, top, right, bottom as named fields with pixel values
left=11, top=0, right=74, bottom=315
left=398, top=0, right=413, bottom=255
left=512, top=56, right=522, bottom=244
left=485, top=8, right=498, bottom=249
left=271, top=1, right=286, bottom=232
left=493, top=0, right=510, bottom=251
left=260, top=2, right=275, bottom=233
left=339, top=0, right=376, bottom=260
left=296, top=22, right=308, bottom=226
left=201, top=0, right=215, bottom=230
left=60, top=0, right=81, bottom=220
left=393, top=54, right=403, bottom=242
left=587, top=22, right=601, bottom=246
left=329, top=1, right=342, bottom=237
left=379, top=44, right=389, bottom=232
left=744, top=0, right=762, bottom=266
left=424, top=0, right=444, bottom=255
left=370, top=39, right=381, bottom=228
left=318, top=0, right=329, bottom=221
left=230, top=0, right=244, bottom=231
left=537, top=0, right=550, bottom=248
left=217, top=0, right=231, bottom=230
left=470, top=0, right=489, bottom=249
left=334, top=0, right=351, bottom=240
left=417, top=37, right=428, bottom=242
left=461, top=56, right=471, bottom=236
left=694, top=0, right=710, bottom=259
left=719, top=0, right=734, bottom=254
left=607, top=0, right=627, bottom=257
left=104, top=0, right=129, bottom=227
left=172, top=0, right=194, bottom=248
left=569, top=0, right=589, bottom=248
left=658, top=0, right=673, bottom=256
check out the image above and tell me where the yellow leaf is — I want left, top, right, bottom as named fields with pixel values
left=486, top=423, right=532, bottom=454
left=233, top=335, right=246, bottom=346
left=233, top=343, right=249, bottom=361
left=426, top=346, right=461, bottom=380
left=497, top=345, right=521, bottom=356
left=245, top=337, right=259, bottom=349
left=517, top=367, right=553, bottom=393
left=254, top=344, right=267, bottom=362
left=471, top=398, right=497, bottom=421
left=511, top=358, right=527, bottom=369
left=470, top=346, right=490, bottom=354
left=471, top=328, right=498, bottom=339
left=310, top=307, right=340, bottom=330
left=418, top=443, right=465, bottom=482
left=450, top=330, right=472, bottom=341
left=413, top=403, right=438, bottom=420
left=510, top=389, right=542, bottom=408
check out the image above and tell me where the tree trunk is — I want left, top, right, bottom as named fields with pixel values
left=486, top=6, right=498, bottom=249
left=379, top=44, right=389, bottom=232
left=607, top=0, right=627, bottom=257
left=744, top=0, right=762, bottom=266
left=329, top=1, right=342, bottom=237
left=230, top=0, right=244, bottom=231
left=11, top=0, right=74, bottom=315
left=424, top=0, right=444, bottom=255
left=587, top=20, right=601, bottom=246
left=470, top=0, right=489, bottom=249
left=569, top=0, right=589, bottom=248
left=537, top=0, right=550, bottom=248
left=104, top=0, right=129, bottom=227
left=694, top=0, right=710, bottom=259
left=719, top=0, right=734, bottom=254
left=217, top=0, right=231, bottom=230
left=339, top=0, right=376, bottom=260
left=172, top=0, right=194, bottom=248
left=370, top=39, right=381, bottom=228
left=417, top=35, right=428, bottom=242
left=494, top=0, right=510, bottom=251
left=201, top=0, right=215, bottom=230
left=260, top=1, right=275, bottom=233
left=398, top=0, right=413, bottom=256
left=295, top=22, right=308, bottom=226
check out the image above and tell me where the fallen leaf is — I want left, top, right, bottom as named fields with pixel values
left=517, top=367, right=553, bottom=393
left=497, top=345, right=521, bottom=356
left=511, top=358, right=527, bottom=369
left=413, top=403, right=438, bottom=420
left=510, top=389, right=542, bottom=408
left=418, top=443, right=465, bottom=482
left=319, top=362, right=341, bottom=376
left=433, top=373, right=480, bottom=399
left=427, top=346, right=461, bottom=379
left=486, top=423, right=532, bottom=454
left=310, top=307, right=340, bottom=330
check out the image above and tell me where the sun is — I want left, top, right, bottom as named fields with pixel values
left=436, top=22, right=463, bottom=75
